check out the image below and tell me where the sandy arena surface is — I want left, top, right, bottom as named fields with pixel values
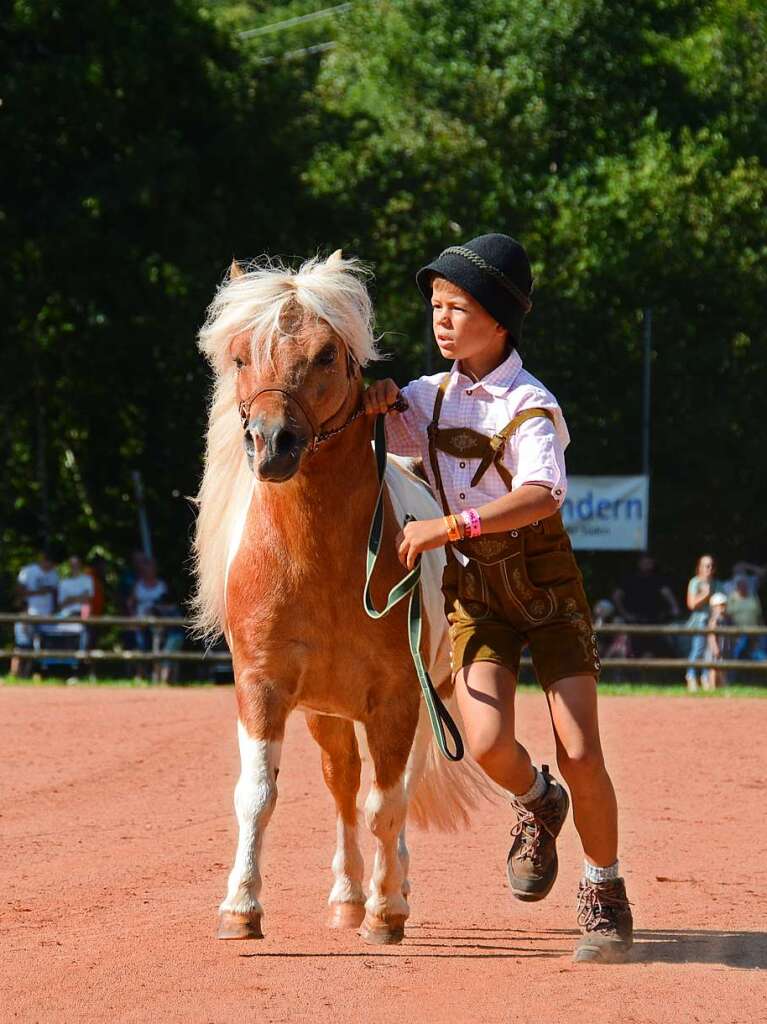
left=1, top=686, right=765, bottom=1023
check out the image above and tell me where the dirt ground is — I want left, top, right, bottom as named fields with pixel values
left=1, top=687, right=765, bottom=1024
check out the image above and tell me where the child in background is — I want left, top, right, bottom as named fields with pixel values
left=704, top=592, right=731, bottom=690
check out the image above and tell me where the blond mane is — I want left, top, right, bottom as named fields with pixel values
left=191, top=252, right=382, bottom=640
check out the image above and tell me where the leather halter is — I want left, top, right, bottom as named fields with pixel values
left=238, top=349, right=365, bottom=455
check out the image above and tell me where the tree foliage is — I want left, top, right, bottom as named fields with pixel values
left=2, top=0, right=765, bottom=604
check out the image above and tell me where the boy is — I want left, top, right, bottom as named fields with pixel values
left=363, top=233, right=633, bottom=962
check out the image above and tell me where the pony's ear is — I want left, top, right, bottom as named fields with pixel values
left=327, top=249, right=343, bottom=265
left=229, top=258, right=245, bottom=280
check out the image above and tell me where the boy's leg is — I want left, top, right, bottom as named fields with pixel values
left=545, top=675, right=616, bottom=866
left=546, top=675, right=632, bottom=962
left=454, top=660, right=534, bottom=792
left=454, top=661, right=570, bottom=902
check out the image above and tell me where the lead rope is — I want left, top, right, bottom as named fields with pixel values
left=363, top=414, right=464, bottom=762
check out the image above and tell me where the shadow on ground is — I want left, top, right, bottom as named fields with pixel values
left=632, top=929, right=766, bottom=969
left=238, top=928, right=766, bottom=967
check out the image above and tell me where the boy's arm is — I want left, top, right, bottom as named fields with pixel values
left=363, top=378, right=422, bottom=458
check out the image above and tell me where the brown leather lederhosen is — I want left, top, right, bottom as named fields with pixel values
left=427, top=377, right=601, bottom=687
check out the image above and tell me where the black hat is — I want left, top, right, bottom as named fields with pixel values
left=416, top=233, right=533, bottom=344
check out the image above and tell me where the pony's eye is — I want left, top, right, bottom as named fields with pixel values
left=316, top=345, right=337, bottom=366
left=234, top=356, right=244, bottom=370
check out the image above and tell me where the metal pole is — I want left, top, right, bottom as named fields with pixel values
left=642, top=308, right=652, bottom=477
left=131, top=470, right=154, bottom=561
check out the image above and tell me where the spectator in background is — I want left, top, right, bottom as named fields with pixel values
left=592, top=598, right=631, bottom=666
left=151, top=593, right=185, bottom=684
left=39, top=556, right=97, bottom=673
left=612, top=554, right=680, bottom=658
left=686, top=553, right=724, bottom=691
left=703, top=592, right=732, bottom=690
left=128, top=559, right=168, bottom=666
left=85, top=555, right=108, bottom=617
left=723, top=561, right=766, bottom=599
left=727, top=575, right=766, bottom=661
left=56, top=556, right=95, bottom=618
left=11, top=551, right=59, bottom=676
left=118, top=549, right=147, bottom=614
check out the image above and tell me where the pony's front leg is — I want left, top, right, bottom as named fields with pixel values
left=218, top=718, right=283, bottom=940
left=306, top=713, right=366, bottom=929
left=360, top=702, right=418, bottom=945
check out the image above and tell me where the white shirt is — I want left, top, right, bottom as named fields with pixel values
left=133, top=579, right=168, bottom=617
left=17, top=563, right=60, bottom=615
left=58, top=573, right=95, bottom=613
left=384, top=349, right=569, bottom=513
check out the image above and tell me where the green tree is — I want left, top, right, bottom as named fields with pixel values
left=0, top=0, right=323, bottom=597
left=305, top=0, right=767, bottom=589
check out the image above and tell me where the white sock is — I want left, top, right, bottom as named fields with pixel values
left=513, top=767, right=547, bottom=806
left=584, top=859, right=620, bottom=883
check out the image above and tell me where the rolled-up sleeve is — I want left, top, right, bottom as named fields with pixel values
left=508, top=414, right=567, bottom=507
left=382, top=382, right=423, bottom=459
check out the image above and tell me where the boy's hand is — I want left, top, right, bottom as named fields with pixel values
left=363, top=378, right=407, bottom=415
left=395, top=517, right=449, bottom=570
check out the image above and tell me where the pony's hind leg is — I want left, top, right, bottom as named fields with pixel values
left=218, top=719, right=282, bottom=940
left=360, top=702, right=418, bottom=945
left=306, top=713, right=365, bottom=929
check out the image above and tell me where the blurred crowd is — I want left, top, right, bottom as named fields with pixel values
left=593, top=554, right=767, bottom=690
left=9, top=549, right=184, bottom=682
left=8, top=547, right=766, bottom=688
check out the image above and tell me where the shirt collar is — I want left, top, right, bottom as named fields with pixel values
left=449, top=348, right=523, bottom=396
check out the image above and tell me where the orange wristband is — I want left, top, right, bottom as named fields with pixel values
left=444, top=514, right=463, bottom=543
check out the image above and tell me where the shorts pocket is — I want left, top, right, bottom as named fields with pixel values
left=524, top=551, right=580, bottom=589
left=456, top=561, right=491, bottom=621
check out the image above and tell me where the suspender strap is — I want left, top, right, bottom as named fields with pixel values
left=469, top=407, right=555, bottom=489
left=426, top=376, right=453, bottom=515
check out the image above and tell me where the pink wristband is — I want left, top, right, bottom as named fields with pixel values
left=460, top=508, right=482, bottom=539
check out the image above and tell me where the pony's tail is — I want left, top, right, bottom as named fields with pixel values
left=406, top=696, right=501, bottom=831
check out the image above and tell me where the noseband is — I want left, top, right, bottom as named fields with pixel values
left=238, top=350, right=365, bottom=456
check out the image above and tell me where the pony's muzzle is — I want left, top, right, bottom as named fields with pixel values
left=247, top=417, right=307, bottom=482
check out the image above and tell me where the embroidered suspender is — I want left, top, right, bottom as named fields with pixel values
left=426, top=375, right=555, bottom=515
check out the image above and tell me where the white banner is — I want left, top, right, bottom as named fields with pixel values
left=562, top=476, right=649, bottom=550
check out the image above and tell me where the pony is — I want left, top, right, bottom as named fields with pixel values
left=194, top=251, right=489, bottom=945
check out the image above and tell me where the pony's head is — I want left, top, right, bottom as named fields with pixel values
left=199, top=251, right=381, bottom=482
left=192, top=251, right=381, bottom=638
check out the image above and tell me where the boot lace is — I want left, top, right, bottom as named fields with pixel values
left=510, top=794, right=560, bottom=864
left=577, top=882, right=631, bottom=934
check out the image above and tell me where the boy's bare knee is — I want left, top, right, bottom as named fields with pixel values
left=556, top=745, right=604, bottom=786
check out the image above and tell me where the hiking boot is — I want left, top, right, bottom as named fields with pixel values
left=506, top=765, right=570, bottom=902
left=574, top=877, right=634, bottom=963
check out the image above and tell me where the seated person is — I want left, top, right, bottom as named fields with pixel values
left=727, top=575, right=766, bottom=660
left=44, top=556, right=95, bottom=650
left=11, top=551, right=59, bottom=676
left=128, top=558, right=168, bottom=659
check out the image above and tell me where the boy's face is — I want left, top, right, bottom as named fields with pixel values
left=430, top=277, right=507, bottom=364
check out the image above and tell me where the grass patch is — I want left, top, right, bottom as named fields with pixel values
left=0, top=675, right=219, bottom=688
left=1, top=676, right=765, bottom=697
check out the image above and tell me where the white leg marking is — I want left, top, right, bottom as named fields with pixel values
left=220, top=721, right=282, bottom=916
left=364, top=781, right=409, bottom=920
left=329, top=814, right=365, bottom=906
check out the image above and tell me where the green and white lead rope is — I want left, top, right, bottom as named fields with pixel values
left=362, top=414, right=464, bottom=762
